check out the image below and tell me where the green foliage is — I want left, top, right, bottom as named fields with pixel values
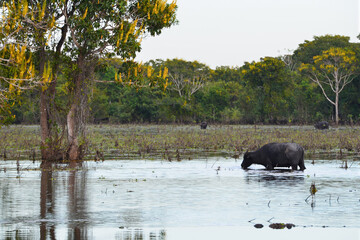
left=5, top=31, right=360, bottom=126
left=293, top=35, right=352, bottom=64
left=241, top=57, right=293, bottom=122
left=210, top=66, right=242, bottom=83
left=299, top=46, right=359, bottom=124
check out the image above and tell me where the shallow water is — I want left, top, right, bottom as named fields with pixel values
left=1, top=157, right=360, bottom=239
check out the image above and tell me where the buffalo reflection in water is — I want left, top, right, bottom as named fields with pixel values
left=244, top=169, right=305, bottom=187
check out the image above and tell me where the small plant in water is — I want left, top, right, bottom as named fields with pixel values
left=341, top=160, right=348, bottom=169
left=305, top=181, right=317, bottom=206
left=310, top=182, right=317, bottom=196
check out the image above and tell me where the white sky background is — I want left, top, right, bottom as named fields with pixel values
left=135, top=0, right=359, bottom=69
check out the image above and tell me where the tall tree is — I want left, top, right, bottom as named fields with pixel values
left=60, top=0, right=177, bottom=160
left=21, top=0, right=70, bottom=160
left=299, top=47, right=358, bottom=125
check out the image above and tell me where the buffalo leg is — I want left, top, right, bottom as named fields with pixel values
left=291, top=165, right=298, bottom=170
left=266, top=164, right=274, bottom=170
left=299, top=162, right=306, bottom=171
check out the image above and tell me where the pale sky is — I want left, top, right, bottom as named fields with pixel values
left=136, top=0, right=359, bottom=69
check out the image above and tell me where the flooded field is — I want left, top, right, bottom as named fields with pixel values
left=1, top=157, right=360, bottom=239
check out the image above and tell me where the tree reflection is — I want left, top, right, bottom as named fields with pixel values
left=40, top=160, right=88, bottom=240
left=40, top=161, right=56, bottom=240
left=67, top=160, right=88, bottom=239
left=116, top=229, right=167, bottom=240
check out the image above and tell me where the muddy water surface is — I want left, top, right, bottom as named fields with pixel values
left=1, top=158, right=360, bottom=239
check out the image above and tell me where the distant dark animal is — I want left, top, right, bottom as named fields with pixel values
left=200, top=122, right=207, bottom=129
left=241, top=143, right=305, bottom=171
left=314, top=121, right=329, bottom=130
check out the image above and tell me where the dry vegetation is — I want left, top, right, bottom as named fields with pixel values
left=1, top=124, right=360, bottom=160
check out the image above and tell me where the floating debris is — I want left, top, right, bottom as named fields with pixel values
left=269, top=223, right=295, bottom=229
left=254, top=224, right=264, bottom=229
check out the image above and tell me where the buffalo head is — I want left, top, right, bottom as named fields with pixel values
left=241, top=151, right=253, bottom=169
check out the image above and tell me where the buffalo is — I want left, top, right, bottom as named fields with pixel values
left=241, top=143, right=305, bottom=171
left=314, top=121, right=329, bottom=130
left=200, top=122, right=208, bottom=129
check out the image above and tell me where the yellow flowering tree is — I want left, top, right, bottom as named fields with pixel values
left=0, top=0, right=38, bottom=124
left=60, top=0, right=177, bottom=160
left=299, top=47, right=358, bottom=125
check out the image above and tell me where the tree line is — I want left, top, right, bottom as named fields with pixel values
left=10, top=35, right=360, bottom=126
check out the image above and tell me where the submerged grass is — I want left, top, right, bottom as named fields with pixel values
left=1, top=124, right=360, bottom=160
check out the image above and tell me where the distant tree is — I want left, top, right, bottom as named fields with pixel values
left=300, top=47, right=358, bottom=125
left=241, top=57, right=292, bottom=122
left=281, top=54, right=298, bottom=72
left=210, top=66, right=242, bottom=83
left=198, top=81, right=230, bottom=122
left=293, top=35, right=352, bottom=64
left=160, top=59, right=211, bottom=100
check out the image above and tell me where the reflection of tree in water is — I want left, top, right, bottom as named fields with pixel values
left=0, top=170, right=11, bottom=221
left=115, top=229, right=166, bottom=240
left=67, top=161, right=89, bottom=239
left=39, top=161, right=89, bottom=240
left=40, top=161, right=56, bottom=240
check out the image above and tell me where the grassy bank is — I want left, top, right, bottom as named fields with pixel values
left=1, top=124, right=360, bottom=160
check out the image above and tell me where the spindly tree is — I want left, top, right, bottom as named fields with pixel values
left=151, top=59, right=210, bottom=101
left=299, top=47, right=358, bottom=125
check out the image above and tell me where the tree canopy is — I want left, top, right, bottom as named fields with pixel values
left=300, top=47, right=358, bottom=125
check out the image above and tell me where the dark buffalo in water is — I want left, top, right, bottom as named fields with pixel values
left=200, top=122, right=208, bottom=129
left=314, top=121, right=329, bottom=130
left=241, top=143, right=305, bottom=171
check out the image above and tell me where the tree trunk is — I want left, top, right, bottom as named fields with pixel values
left=66, top=53, right=89, bottom=160
left=39, top=24, right=68, bottom=161
left=335, top=92, right=339, bottom=126
left=39, top=51, right=65, bottom=160
left=40, top=91, right=51, bottom=160
left=39, top=46, right=53, bottom=160
left=67, top=103, right=81, bottom=160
